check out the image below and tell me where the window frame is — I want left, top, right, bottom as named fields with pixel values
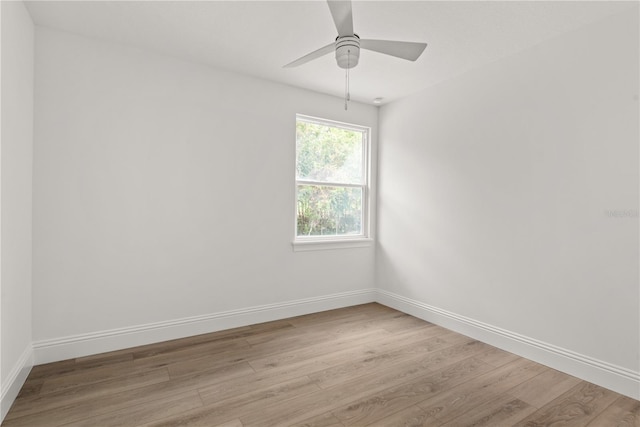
left=293, top=114, right=372, bottom=250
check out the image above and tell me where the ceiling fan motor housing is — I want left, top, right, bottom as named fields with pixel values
left=335, top=35, right=360, bottom=69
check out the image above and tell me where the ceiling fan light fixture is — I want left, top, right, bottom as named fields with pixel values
left=283, top=0, right=427, bottom=109
left=335, top=35, right=360, bottom=69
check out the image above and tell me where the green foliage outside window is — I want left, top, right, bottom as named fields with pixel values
left=296, top=120, right=366, bottom=237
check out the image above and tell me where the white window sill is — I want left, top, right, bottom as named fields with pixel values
left=292, top=238, right=374, bottom=252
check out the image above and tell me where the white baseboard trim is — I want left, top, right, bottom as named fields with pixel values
left=33, top=288, right=377, bottom=365
left=375, top=289, right=640, bottom=400
left=1, top=345, right=34, bottom=423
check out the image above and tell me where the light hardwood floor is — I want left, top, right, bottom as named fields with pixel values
left=4, top=303, right=639, bottom=426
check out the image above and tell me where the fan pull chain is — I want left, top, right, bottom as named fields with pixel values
left=344, top=49, right=351, bottom=110
left=344, top=67, right=348, bottom=109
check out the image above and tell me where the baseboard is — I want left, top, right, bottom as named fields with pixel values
left=375, top=289, right=640, bottom=400
left=1, top=345, right=34, bottom=423
left=33, top=288, right=377, bottom=365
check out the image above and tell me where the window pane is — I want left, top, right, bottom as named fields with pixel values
left=296, top=121, right=363, bottom=184
left=297, top=185, right=363, bottom=236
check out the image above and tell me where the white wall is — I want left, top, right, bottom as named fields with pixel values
left=0, top=0, right=34, bottom=421
left=32, top=28, right=377, bottom=359
left=377, top=9, right=639, bottom=397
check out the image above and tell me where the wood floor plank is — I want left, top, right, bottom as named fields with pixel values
left=285, top=303, right=393, bottom=328
left=238, top=386, right=339, bottom=426
left=245, top=318, right=295, bottom=333
left=15, top=378, right=44, bottom=399
left=292, top=412, right=345, bottom=427
left=248, top=321, right=387, bottom=357
left=127, top=320, right=292, bottom=370
left=3, top=385, right=187, bottom=427
left=5, top=304, right=637, bottom=427
left=162, top=360, right=256, bottom=390
left=284, top=307, right=371, bottom=329
left=198, top=343, right=390, bottom=405
left=310, top=339, right=490, bottom=400
left=587, top=396, right=640, bottom=427
left=507, top=368, right=583, bottom=408
left=4, top=362, right=252, bottom=427
left=380, top=313, right=437, bottom=332
left=513, top=381, right=622, bottom=426
left=241, top=347, right=492, bottom=427
left=26, top=351, right=134, bottom=388
left=371, top=404, right=442, bottom=427
left=440, top=394, right=536, bottom=427
left=39, top=359, right=138, bottom=395
left=331, top=356, right=494, bottom=426
left=245, top=313, right=372, bottom=346
left=246, top=315, right=385, bottom=356
left=26, top=359, right=81, bottom=382
left=166, top=321, right=370, bottom=378
left=240, top=361, right=429, bottom=426
left=74, top=348, right=135, bottom=365
left=141, top=376, right=319, bottom=427
left=363, top=325, right=466, bottom=355
left=5, top=368, right=170, bottom=422
left=129, top=325, right=259, bottom=360
left=472, top=346, right=521, bottom=368
left=169, top=321, right=398, bottom=378
left=309, top=334, right=465, bottom=389
left=132, top=335, right=251, bottom=370
left=416, top=357, right=547, bottom=424
left=248, top=329, right=391, bottom=371
left=62, top=390, right=203, bottom=427
left=213, top=420, right=244, bottom=427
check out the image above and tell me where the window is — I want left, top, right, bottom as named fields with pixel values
left=295, top=115, right=370, bottom=247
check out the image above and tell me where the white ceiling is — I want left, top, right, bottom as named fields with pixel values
left=25, top=1, right=636, bottom=105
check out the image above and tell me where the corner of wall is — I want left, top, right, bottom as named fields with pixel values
left=0, top=345, right=33, bottom=423
left=0, top=0, right=35, bottom=422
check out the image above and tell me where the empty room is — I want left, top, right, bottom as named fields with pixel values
left=1, top=0, right=638, bottom=425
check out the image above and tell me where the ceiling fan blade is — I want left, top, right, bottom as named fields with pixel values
left=360, top=39, right=427, bottom=61
left=327, top=0, right=354, bottom=37
left=284, top=43, right=334, bottom=68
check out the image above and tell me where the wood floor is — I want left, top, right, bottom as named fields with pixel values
left=4, top=304, right=639, bottom=426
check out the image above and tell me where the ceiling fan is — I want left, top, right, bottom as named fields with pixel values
left=284, top=0, right=427, bottom=70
